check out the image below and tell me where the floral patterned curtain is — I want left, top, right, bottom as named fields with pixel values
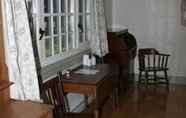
left=3, top=0, right=40, bottom=101
left=90, top=0, right=108, bottom=57
left=181, top=0, right=186, bottom=26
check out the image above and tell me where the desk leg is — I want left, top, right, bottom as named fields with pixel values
left=84, top=95, right=89, bottom=108
left=94, top=97, right=101, bottom=118
left=94, top=109, right=100, bottom=118
left=118, top=66, right=123, bottom=95
left=112, top=88, right=118, bottom=110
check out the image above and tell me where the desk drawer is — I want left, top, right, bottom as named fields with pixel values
left=63, top=83, right=96, bottom=95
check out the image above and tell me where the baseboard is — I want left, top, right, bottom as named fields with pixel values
left=134, top=74, right=186, bottom=85
left=169, top=76, right=186, bottom=85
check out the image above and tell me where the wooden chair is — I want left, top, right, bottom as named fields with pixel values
left=138, top=48, right=170, bottom=85
left=41, top=72, right=94, bottom=118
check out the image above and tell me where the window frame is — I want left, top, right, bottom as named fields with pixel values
left=33, top=0, right=94, bottom=67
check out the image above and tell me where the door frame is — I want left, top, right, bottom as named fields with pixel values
left=0, top=0, right=8, bottom=80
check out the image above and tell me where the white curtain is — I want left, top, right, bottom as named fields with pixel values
left=90, top=0, right=108, bottom=57
left=3, top=0, right=40, bottom=101
left=181, top=0, right=186, bottom=26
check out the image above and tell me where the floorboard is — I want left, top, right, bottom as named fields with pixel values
left=100, top=83, right=186, bottom=118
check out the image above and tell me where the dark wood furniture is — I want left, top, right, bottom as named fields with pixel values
left=138, top=48, right=170, bottom=85
left=0, top=80, right=13, bottom=107
left=104, top=29, right=137, bottom=65
left=42, top=73, right=94, bottom=118
left=104, top=30, right=137, bottom=93
left=0, top=100, right=54, bottom=118
left=61, top=64, right=117, bottom=118
left=0, top=80, right=53, bottom=118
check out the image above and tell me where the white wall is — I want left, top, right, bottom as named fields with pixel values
left=104, top=0, right=186, bottom=77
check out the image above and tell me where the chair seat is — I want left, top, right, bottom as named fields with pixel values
left=141, top=67, right=169, bottom=71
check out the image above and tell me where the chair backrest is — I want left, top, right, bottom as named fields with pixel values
left=42, top=72, right=67, bottom=117
left=138, top=48, right=170, bottom=70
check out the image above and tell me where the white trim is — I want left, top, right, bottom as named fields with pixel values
left=134, top=73, right=186, bottom=85
left=75, top=0, right=78, bottom=48
left=41, top=42, right=90, bottom=67
left=43, top=62, right=82, bottom=83
left=169, top=76, right=186, bottom=85
left=59, top=0, right=62, bottom=53
left=1, top=0, right=8, bottom=64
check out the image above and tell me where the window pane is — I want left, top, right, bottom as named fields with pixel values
left=61, top=35, right=66, bottom=51
left=78, top=0, right=83, bottom=13
left=45, top=38, right=52, bottom=57
left=78, top=15, right=83, bottom=32
left=85, top=15, right=91, bottom=30
left=78, top=32, right=84, bottom=43
left=61, top=0, right=65, bottom=13
left=85, top=31, right=90, bottom=41
left=44, top=17, right=51, bottom=36
left=54, top=37, right=60, bottom=54
left=53, top=0, right=59, bottom=13
left=44, top=0, right=51, bottom=13
left=61, top=16, right=66, bottom=33
left=68, top=33, right=74, bottom=49
left=53, top=16, right=59, bottom=34
left=85, top=0, right=91, bottom=13
left=68, top=16, right=75, bottom=32
left=68, top=0, right=75, bottom=13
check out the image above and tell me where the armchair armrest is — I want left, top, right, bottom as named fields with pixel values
left=157, top=53, right=170, bottom=56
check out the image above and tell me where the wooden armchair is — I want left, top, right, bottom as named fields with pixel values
left=41, top=72, right=94, bottom=118
left=138, top=48, right=170, bottom=85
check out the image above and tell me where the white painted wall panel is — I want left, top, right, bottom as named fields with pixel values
left=104, top=0, right=186, bottom=77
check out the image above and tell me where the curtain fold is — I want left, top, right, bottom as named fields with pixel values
left=90, top=0, right=108, bottom=57
left=181, top=0, right=186, bottom=26
left=4, top=0, right=40, bottom=101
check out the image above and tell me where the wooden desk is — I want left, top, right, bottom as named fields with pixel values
left=0, top=100, right=54, bottom=118
left=62, top=64, right=117, bottom=118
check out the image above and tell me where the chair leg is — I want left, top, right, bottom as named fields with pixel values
left=84, top=95, right=89, bottom=108
left=138, top=71, right=142, bottom=84
left=153, top=71, right=157, bottom=84
left=64, top=94, right=70, bottom=112
left=164, top=70, right=169, bottom=85
left=145, top=71, right=149, bottom=84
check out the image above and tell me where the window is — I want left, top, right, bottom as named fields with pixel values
left=34, top=0, right=94, bottom=67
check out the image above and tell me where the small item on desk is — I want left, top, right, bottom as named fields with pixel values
left=75, top=69, right=99, bottom=75
left=91, top=55, right=96, bottom=66
left=82, top=54, right=96, bottom=68
left=65, top=70, right=70, bottom=78
left=83, top=54, right=90, bottom=67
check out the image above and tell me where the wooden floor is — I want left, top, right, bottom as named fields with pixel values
left=100, top=83, right=186, bottom=118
